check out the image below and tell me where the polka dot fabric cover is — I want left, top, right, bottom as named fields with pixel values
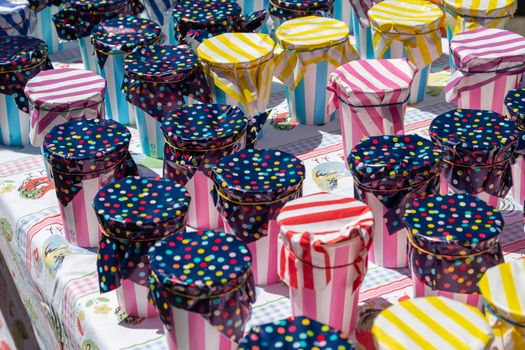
left=148, top=230, right=256, bottom=341
left=122, top=45, right=212, bottom=121
left=94, top=177, right=191, bottom=293
left=161, top=104, right=247, bottom=184
left=238, top=316, right=355, bottom=350
left=211, top=148, right=305, bottom=243
left=91, top=16, right=162, bottom=68
left=404, top=193, right=504, bottom=294
left=430, top=109, right=518, bottom=198
left=348, top=135, right=443, bottom=235
left=269, top=0, right=334, bottom=22
left=43, top=119, right=138, bottom=206
left=0, top=36, right=53, bottom=113
left=52, top=0, right=142, bottom=40
left=505, top=88, right=525, bottom=153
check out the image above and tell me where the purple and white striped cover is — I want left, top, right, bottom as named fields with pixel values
left=326, top=58, right=416, bottom=167
left=25, top=68, right=106, bottom=147
left=446, top=28, right=525, bottom=114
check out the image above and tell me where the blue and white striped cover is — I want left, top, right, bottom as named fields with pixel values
left=79, top=36, right=98, bottom=72
left=238, top=0, right=269, bottom=34
left=333, top=0, right=353, bottom=34
left=133, top=107, right=165, bottom=159
left=0, top=93, right=30, bottom=146
left=351, top=11, right=374, bottom=59
left=0, top=0, right=34, bottom=36
left=143, top=0, right=174, bottom=43
left=33, top=6, right=62, bottom=54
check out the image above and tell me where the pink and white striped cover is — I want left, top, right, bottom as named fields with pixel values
left=25, top=68, right=106, bottom=147
left=223, top=219, right=279, bottom=286
left=185, top=171, right=223, bottom=231
left=277, top=193, right=374, bottom=334
left=439, top=175, right=501, bottom=209
left=327, top=59, right=416, bottom=167
left=166, top=307, right=236, bottom=350
left=116, top=278, right=157, bottom=318
left=446, top=28, right=525, bottom=114
left=412, top=273, right=483, bottom=310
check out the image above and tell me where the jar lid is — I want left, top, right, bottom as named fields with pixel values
left=443, top=0, right=516, bottom=19
left=70, top=0, right=128, bottom=13
left=172, top=0, right=241, bottom=27
left=271, top=0, right=333, bottom=11
left=93, top=176, right=191, bottom=240
left=369, top=0, right=443, bottom=34
left=0, top=35, right=48, bottom=73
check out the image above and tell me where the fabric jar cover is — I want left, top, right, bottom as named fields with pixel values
left=94, top=176, right=190, bottom=318
left=268, top=0, right=334, bottom=38
left=91, top=16, right=162, bottom=126
left=32, top=1, right=62, bottom=54
left=368, top=0, right=443, bottom=104
left=43, top=119, right=138, bottom=248
left=122, top=44, right=212, bottom=158
left=25, top=68, right=107, bottom=147
left=148, top=230, right=256, bottom=347
left=161, top=103, right=247, bottom=230
left=238, top=316, right=355, bottom=349
left=196, top=32, right=276, bottom=118
left=445, top=28, right=525, bottom=115
left=429, top=109, right=518, bottom=207
left=171, top=0, right=268, bottom=47
left=372, top=296, right=494, bottom=349
left=0, top=35, right=53, bottom=146
left=505, top=88, right=525, bottom=204
left=0, top=0, right=35, bottom=36
left=479, top=260, right=525, bottom=350
left=274, top=16, right=358, bottom=126
left=277, top=192, right=374, bottom=334
left=350, top=0, right=379, bottom=59
left=211, top=148, right=305, bottom=285
left=326, top=58, right=416, bottom=164
left=348, top=135, right=443, bottom=268
left=403, top=193, right=504, bottom=309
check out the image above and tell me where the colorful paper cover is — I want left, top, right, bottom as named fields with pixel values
left=404, top=193, right=504, bottom=294
left=443, top=0, right=516, bottom=35
left=505, top=88, right=525, bottom=153
left=326, top=58, right=416, bottom=113
left=445, top=28, right=525, bottom=105
left=94, top=176, right=190, bottom=293
left=0, top=0, right=35, bottom=36
left=348, top=135, right=442, bottom=235
left=122, top=44, right=212, bottom=121
left=211, top=148, right=305, bottom=243
left=52, top=0, right=143, bottom=40
left=277, top=192, right=374, bottom=290
left=0, top=35, right=53, bottom=113
left=368, top=0, right=443, bottom=69
left=479, top=260, right=525, bottom=348
left=196, top=32, right=276, bottom=117
left=429, top=109, right=518, bottom=198
left=148, top=230, right=256, bottom=342
left=42, top=118, right=138, bottom=207
left=25, top=68, right=107, bottom=146
left=372, top=296, right=494, bottom=350
left=274, top=16, right=358, bottom=90
left=161, top=103, right=247, bottom=184
left=269, top=0, right=334, bottom=21
left=239, top=316, right=355, bottom=349
left=91, top=16, right=162, bottom=69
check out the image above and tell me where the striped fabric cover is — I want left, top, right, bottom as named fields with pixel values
left=372, top=296, right=494, bottom=350
left=443, top=0, right=516, bottom=36
left=196, top=33, right=276, bottom=117
left=349, top=0, right=376, bottom=26
left=277, top=192, right=374, bottom=290
left=368, top=0, right=443, bottom=69
left=25, top=68, right=106, bottom=146
left=479, top=260, right=525, bottom=350
left=445, top=28, right=525, bottom=106
left=0, top=0, right=34, bottom=36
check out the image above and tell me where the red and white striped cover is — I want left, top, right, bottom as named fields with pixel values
left=446, top=28, right=525, bottom=114
left=326, top=59, right=416, bottom=165
left=25, top=68, right=106, bottom=146
left=277, top=192, right=374, bottom=334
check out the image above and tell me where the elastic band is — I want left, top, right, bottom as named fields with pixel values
left=0, top=57, right=48, bottom=74
left=442, top=157, right=513, bottom=169
left=30, top=97, right=105, bottom=112
left=164, top=130, right=245, bottom=153
left=484, top=300, right=525, bottom=328
left=214, top=186, right=301, bottom=206
left=407, top=232, right=498, bottom=259
left=352, top=173, right=438, bottom=193
left=100, top=225, right=178, bottom=242
left=48, top=152, right=128, bottom=176
left=337, top=94, right=410, bottom=108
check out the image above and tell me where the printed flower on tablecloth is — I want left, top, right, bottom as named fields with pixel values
left=0, top=219, right=12, bottom=242
left=0, top=181, right=16, bottom=195
left=17, top=172, right=53, bottom=200
left=93, top=304, right=111, bottom=315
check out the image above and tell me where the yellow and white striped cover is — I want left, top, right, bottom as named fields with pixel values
left=443, top=0, right=517, bottom=35
left=479, top=260, right=525, bottom=350
left=372, top=296, right=494, bottom=350
left=196, top=33, right=276, bottom=116
left=368, top=0, right=443, bottom=69
left=274, top=16, right=358, bottom=89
